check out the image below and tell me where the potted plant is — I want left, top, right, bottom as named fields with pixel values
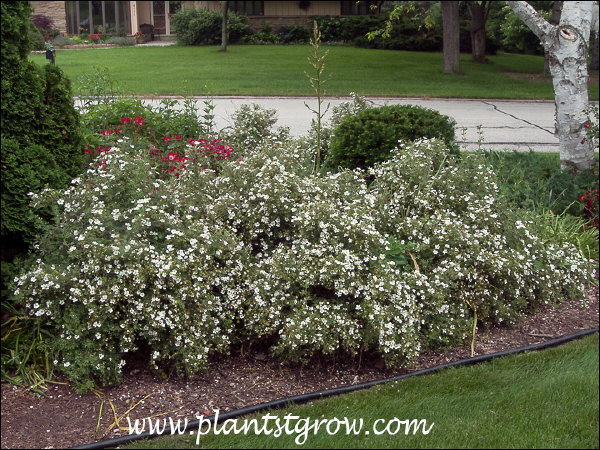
left=134, top=31, right=144, bottom=44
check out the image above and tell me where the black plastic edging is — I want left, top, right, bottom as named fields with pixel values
left=71, top=327, right=599, bottom=449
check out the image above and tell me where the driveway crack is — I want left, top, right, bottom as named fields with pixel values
left=482, top=101, right=555, bottom=136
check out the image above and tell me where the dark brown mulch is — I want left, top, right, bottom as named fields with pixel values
left=1, top=283, right=598, bottom=450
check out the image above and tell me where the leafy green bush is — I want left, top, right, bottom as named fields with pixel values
left=484, top=150, right=600, bottom=220
left=28, top=21, right=46, bottom=50
left=303, top=92, right=373, bottom=166
left=314, top=14, right=443, bottom=51
left=242, top=32, right=281, bottom=44
left=76, top=67, right=216, bottom=147
left=171, top=8, right=252, bottom=45
left=327, top=104, right=457, bottom=170
left=11, top=126, right=593, bottom=389
left=277, top=25, right=310, bottom=43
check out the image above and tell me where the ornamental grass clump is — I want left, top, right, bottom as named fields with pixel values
left=11, top=126, right=595, bottom=390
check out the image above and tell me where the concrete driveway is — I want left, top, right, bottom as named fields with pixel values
left=101, top=96, right=598, bottom=152
left=209, top=96, right=560, bottom=152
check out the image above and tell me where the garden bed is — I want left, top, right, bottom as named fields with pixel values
left=1, top=282, right=597, bottom=449
left=30, top=44, right=122, bottom=54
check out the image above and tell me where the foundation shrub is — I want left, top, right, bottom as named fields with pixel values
left=11, top=131, right=593, bottom=390
left=30, top=14, right=59, bottom=39
left=277, top=25, right=311, bottom=43
left=106, top=36, right=135, bottom=46
left=327, top=104, right=457, bottom=171
left=171, top=8, right=252, bottom=46
left=52, top=35, right=76, bottom=46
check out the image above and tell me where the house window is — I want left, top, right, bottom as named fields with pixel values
left=341, top=1, right=379, bottom=15
left=230, top=1, right=263, bottom=16
left=66, top=1, right=130, bottom=35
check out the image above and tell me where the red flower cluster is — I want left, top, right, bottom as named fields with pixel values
left=89, top=33, right=100, bottom=41
left=83, top=118, right=237, bottom=180
left=83, top=145, right=111, bottom=156
left=190, top=138, right=234, bottom=159
left=579, top=189, right=599, bottom=229
left=161, top=152, right=188, bottom=177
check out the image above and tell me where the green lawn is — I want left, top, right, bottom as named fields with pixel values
left=123, top=333, right=599, bottom=449
left=28, top=45, right=600, bottom=100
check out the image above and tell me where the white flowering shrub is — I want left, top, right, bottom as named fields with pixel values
left=369, top=139, right=594, bottom=348
left=12, top=128, right=594, bottom=390
left=219, top=103, right=291, bottom=155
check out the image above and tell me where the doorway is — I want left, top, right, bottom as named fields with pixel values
left=151, top=1, right=182, bottom=36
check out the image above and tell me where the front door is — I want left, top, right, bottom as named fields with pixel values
left=152, top=1, right=182, bottom=36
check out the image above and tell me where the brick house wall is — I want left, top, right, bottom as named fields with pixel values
left=30, top=1, right=68, bottom=34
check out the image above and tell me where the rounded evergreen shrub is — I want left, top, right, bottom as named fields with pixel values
left=327, top=104, right=457, bottom=170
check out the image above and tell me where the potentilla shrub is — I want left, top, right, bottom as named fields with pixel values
left=219, top=103, right=290, bottom=154
left=12, top=133, right=594, bottom=389
left=14, top=137, right=251, bottom=390
left=369, top=139, right=594, bottom=348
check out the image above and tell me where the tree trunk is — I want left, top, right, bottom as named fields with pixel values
left=221, top=1, right=229, bottom=52
left=468, top=2, right=488, bottom=63
left=592, top=31, right=599, bottom=71
left=544, top=1, right=562, bottom=75
left=441, top=1, right=460, bottom=74
left=507, top=1, right=594, bottom=172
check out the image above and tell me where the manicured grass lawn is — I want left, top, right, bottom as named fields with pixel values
left=28, top=45, right=600, bottom=100
left=125, top=333, right=599, bottom=449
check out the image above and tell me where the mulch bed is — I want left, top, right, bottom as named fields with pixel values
left=1, top=281, right=598, bottom=449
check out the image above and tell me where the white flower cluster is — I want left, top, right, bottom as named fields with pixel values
left=12, top=137, right=594, bottom=387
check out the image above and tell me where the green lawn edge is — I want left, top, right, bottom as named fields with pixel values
left=123, top=332, right=599, bottom=449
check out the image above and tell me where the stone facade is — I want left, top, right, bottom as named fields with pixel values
left=30, top=1, right=67, bottom=35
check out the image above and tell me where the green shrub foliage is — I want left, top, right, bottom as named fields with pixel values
left=1, top=1, right=82, bottom=291
left=327, top=104, right=457, bottom=170
left=12, top=122, right=593, bottom=389
left=171, top=8, right=252, bottom=45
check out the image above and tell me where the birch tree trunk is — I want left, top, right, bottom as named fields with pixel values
left=507, top=1, right=594, bottom=172
left=591, top=3, right=599, bottom=70
left=543, top=1, right=562, bottom=75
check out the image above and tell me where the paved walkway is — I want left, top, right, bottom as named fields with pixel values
left=134, top=95, right=564, bottom=152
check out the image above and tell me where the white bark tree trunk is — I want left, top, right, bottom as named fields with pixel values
left=507, top=1, right=595, bottom=172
